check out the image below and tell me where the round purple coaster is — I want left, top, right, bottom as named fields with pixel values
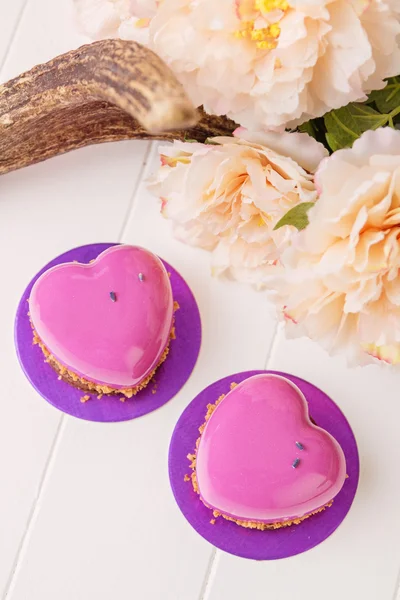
left=15, top=243, right=201, bottom=422
left=169, top=370, right=359, bottom=560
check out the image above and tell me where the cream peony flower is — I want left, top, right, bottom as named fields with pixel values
left=149, top=130, right=326, bottom=288
left=272, top=127, right=400, bottom=365
left=150, top=0, right=400, bottom=130
left=74, top=0, right=156, bottom=43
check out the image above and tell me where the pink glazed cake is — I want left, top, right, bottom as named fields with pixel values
left=188, top=374, right=347, bottom=529
left=29, top=245, right=175, bottom=398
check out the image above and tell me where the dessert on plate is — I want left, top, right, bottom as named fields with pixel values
left=188, top=374, right=346, bottom=529
left=29, top=245, right=175, bottom=398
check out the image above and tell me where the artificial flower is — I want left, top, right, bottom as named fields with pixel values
left=272, top=127, right=400, bottom=365
left=74, top=0, right=156, bottom=44
left=149, top=129, right=326, bottom=288
left=150, top=0, right=400, bottom=130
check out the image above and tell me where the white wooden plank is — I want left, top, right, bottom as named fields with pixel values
left=0, top=1, right=155, bottom=596
left=0, top=0, right=27, bottom=74
left=0, top=140, right=149, bottom=599
left=6, top=144, right=278, bottom=600
left=1, top=0, right=86, bottom=81
left=0, top=0, right=150, bottom=578
left=208, top=334, right=400, bottom=600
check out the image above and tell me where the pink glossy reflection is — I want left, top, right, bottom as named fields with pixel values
left=196, top=374, right=346, bottom=523
left=29, top=245, right=174, bottom=388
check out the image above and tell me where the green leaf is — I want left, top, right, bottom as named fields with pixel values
left=298, top=121, right=317, bottom=140
left=324, top=103, right=388, bottom=150
left=274, top=202, right=315, bottom=232
left=325, top=132, right=341, bottom=152
left=368, top=77, right=400, bottom=113
left=296, top=117, right=329, bottom=149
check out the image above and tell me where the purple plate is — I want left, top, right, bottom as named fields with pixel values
left=169, top=370, right=359, bottom=560
left=15, top=243, right=201, bottom=422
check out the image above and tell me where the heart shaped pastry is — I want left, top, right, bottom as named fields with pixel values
left=29, top=245, right=174, bottom=397
left=191, top=374, right=346, bottom=529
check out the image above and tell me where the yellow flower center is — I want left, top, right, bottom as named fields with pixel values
left=255, top=0, right=288, bottom=12
left=235, top=0, right=289, bottom=50
left=160, top=154, right=191, bottom=167
left=134, top=17, right=151, bottom=29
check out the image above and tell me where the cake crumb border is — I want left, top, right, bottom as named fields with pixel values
left=31, top=315, right=175, bottom=398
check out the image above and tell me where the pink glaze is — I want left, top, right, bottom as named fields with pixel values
left=196, top=374, right=346, bottom=523
left=29, top=245, right=174, bottom=388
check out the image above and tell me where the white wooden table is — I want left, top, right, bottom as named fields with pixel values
left=1, top=2, right=400, bottom=599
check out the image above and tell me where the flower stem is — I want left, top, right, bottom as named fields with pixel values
left=389, top=106, right=400, bottom=121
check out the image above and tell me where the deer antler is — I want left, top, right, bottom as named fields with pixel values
left=0, top=39, right=236, bottom=176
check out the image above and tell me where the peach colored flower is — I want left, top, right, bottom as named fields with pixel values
left=74, top=0, right=156, bottom=43
left=272, top=128, right=400, bottom=365
left=149, top=130, right=326, bottom=288
left=150, top=0, right=400, bottom=130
